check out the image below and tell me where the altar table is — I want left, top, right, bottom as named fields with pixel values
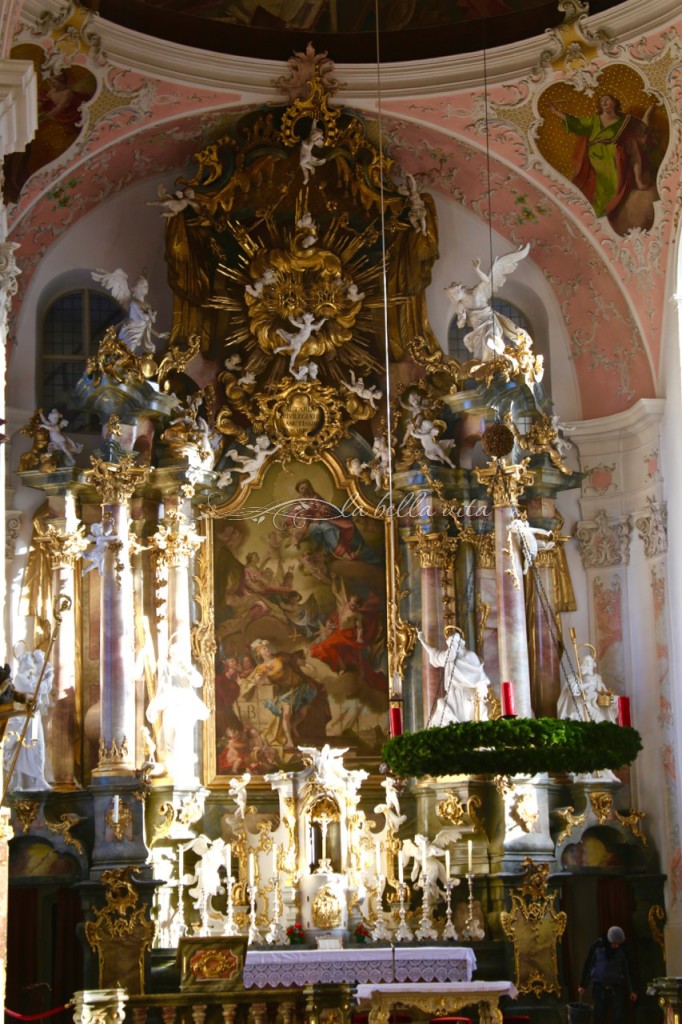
left=355, top=981, right=519, bottom=1024
left=243, top=947, right=477, bottom=988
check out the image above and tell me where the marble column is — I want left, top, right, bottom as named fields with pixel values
left=89, top=455, right=147, bottom=775
left=476, top=460, right=534, bottom=718
left=408, top=529, right=457, bottom=725
left=528, top=553, right=561, bottom=719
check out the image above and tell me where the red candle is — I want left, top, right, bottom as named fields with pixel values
left=389, top=705, right=403, bottom=737
left=501, top=681, right=516, bottom=717
left=617, top=696, right=632, bottom=727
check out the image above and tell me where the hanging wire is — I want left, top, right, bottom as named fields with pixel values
left=482, top=18, right=496, bottom=312
left=374, top=0, right=400, bottom=698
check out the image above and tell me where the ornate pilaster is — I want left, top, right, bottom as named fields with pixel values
left=475, top=460, right=535, bottom=718
left=33, top=511, right=87, bottom=787
left=88, top=455, right=148, bottom=775
left=635, top=497, right=668, bottom=558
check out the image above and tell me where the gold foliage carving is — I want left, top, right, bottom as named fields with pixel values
left=84, top=866, right=154, bottom=994
left=13, top=800, right=39, bottom=833
left=589, top=791, right=614, bottom=824
left=555, top=806, right=586, bottom=844
left=649, top=904, right=666, bottom=957
left=45, top=812, right=85, bottom=855
left=501, top=859, right=566, bottom=997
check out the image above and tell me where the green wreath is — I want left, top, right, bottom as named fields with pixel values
left=381, top=718, right=642, bottom=778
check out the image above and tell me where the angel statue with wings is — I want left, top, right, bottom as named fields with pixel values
left=91, top=269, right=169, bottom=354
left=445, top=243, right=531, bottom=362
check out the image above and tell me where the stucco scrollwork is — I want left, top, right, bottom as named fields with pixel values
left=576, top=509, right=631, bottom=568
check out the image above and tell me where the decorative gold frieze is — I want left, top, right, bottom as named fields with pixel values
left=88, top=453, right=148, bottom=506
left=589, top=791, right=614, bottom=824
left=13, top=799, right=40, bottom=833
left=105, top=798, right=132, bottom=843
left=555, top=806, right=586, bottom=844
left=45, top=812, right=85, bottom=855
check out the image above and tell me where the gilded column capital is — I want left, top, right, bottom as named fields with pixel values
left=34, top=521, right=88, bottom=569
left=474, top=459, right=534, bottom=507
left=88, top=454, right=148, bottom=506
left=406, top=528, right=457, bottom=568
left=149, top=520, right=204, bottom=568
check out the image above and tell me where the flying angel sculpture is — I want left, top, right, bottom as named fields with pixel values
left=91, top=269, right=168, bottom=354
left=445, top=243, right=531, bottom=362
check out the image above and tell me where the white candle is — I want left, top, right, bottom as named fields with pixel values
left=225, top=843, right=232, bottom=878
left=467, top=839, right=473, bottom=874
left=248, top=852, right=255, bottom=887
left=398, top=849, right=404, bottom=884
left=178, top=847, right=184, bottom=885
left=273, top=843, right=279, bottom=875
left=309, top=824, right=315, bottom=864
left=375, top=841, right=382, bottom=876
left=112, top=796, right=119, bottom=825
left=445, top=849, right=451, bottom=879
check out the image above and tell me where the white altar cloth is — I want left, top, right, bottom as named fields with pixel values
left=243, top=946, right=477, bottom=988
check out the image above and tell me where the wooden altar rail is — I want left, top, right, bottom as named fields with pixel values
left=124, top=985, right=354, bottom=1024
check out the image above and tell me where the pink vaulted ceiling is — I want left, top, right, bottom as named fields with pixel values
left=9, top=29, right=679, bottom=419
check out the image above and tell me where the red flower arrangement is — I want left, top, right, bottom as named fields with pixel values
left=287, top=922, right=305, bottom=944
left=354, top=922, right=371, bottom=944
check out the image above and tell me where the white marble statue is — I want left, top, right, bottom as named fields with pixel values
left=147, top=183, right=200, bottom=218
left=38, top=408, right=83, bottom=466
left=445, top=243, right=531, bottom=361
left=299, top=120, right=326, bottom=183
left=290, top=360, right=318, bottom=382
left=551, top=415, right=573, bottom=458
left=226, top=434, right=279, bottom=486
left=145, top=642, right=209, bottom=786
left=417, top=629, right=490, bottom=725
left=3, top=650, right=54, bottom=792
left=400, top=390, right=428, bottom=428
left=92, top=268, right=169, bottom=354
left=184, top=834, right=229, bottom=922
left=401, top=834, right=448, bottom=900
left=343, top=370, right=382, bottom=410
left=82, top=518, right=118, bottom=577
left=274, top=311, right=327, bottom=375
left=508, top=518, right=555, bottom=575
left=228, top=772, right=251, bottom=820
left=245, top=268, right=276, bottom=299
left=557, top=653, right=617, bottom=723
left=399, top=173, right=428, bottom=236
left=405, top=418, right=456, bottom=468
left=373, top=777, right=406, bottom=832
left=299, top=744, right=349, bottom=786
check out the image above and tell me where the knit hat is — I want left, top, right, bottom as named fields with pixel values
left=607, top=926, right=625, bottom=943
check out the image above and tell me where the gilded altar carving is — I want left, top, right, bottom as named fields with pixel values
left=84, top=866, right=154, bottom=994
left=387, top=563, right=417, bottom=684
left=475, top=459, right=535, bottom=508
left=88, top=453, right=148, bottom=506
left=44, top=812, right=85, bottom=855
left=33, top=520, right=88, bottom=570
left=312, top=885, right=342, bottom=929
left=18, top=411, right=59, bottom=473
left=503, top=411, right=572, bottom=476
left=501, top=859, right=566, bottom=996
left=555, top=806, right=586, bottom=844
left=589, top=790, right=614, bottom=824
left=649, top=904, right=666, bottom=956
left=85, top=326, right=152, bottom=385
left=13, top=800, right=40, bottom=833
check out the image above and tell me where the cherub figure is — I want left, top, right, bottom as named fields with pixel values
left=228, top=772, right=251, bottom=820
left=551, top=415, right=573, bottom=458
left=147, top=183, right=199, bottom=218
left=346, top=283, right=365, bottom=302
left=291, top=360, right=319, bottom=382
left=400, top=390, right=429, bottom=429
left=82, top=518, right=119, bottom=577
left=399, top=173, right=428, bottom=236
left=445, top=244, right=531, bottom=361
left=507, top=518, right=555, bottom=575
left=92, top=269, right=169, bottom=354
left=401, top=834, right=449, bottom=901
left=38, top=408, right=83, bottom=466
left=343, top=370, right=382, bottom=410
left=226, top=434, right=279, bottom=486
left=405, top=418, right=456, bottom=468
left=299, top=744, right=350, bottom=786
left=296, top=212, right=318, bottom=248
left=245, top=268, right=276, bottom=299
left=299, top=120, right=326, bottom=183
left=274, top=311, right=327, bottom=375
left=373, top=777, right=406, bottom=833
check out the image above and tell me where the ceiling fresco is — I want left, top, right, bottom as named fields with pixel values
left=5, top=1, right=682, bottom=419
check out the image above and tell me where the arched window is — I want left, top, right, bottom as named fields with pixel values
left=41, top=287, right=120, bottom=431
left=447, top=297, right=533, bottom=364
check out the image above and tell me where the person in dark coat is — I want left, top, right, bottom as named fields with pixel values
left=578, top=925, right=638, bottom=1023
